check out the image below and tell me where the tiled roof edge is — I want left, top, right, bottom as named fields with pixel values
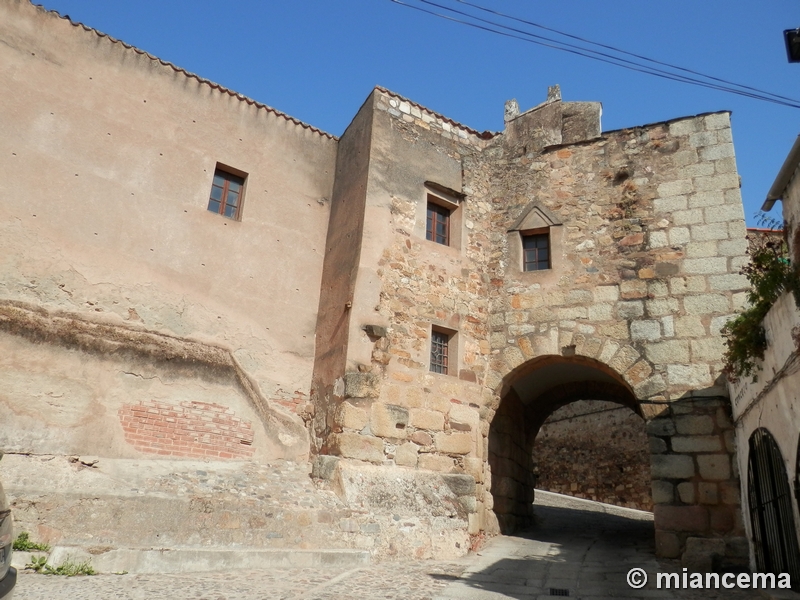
left=374, top=86, right=497, bottom=140
left=33, top=3, right=338, bottom=141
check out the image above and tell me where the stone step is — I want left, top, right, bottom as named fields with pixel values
left=3, top=454, right=353, bottom=550
left=14, top=546, right=371, bottom=574
left=1, top=453, right=475, bottom=563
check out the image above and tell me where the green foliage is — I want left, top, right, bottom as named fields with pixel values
left=26, top=554, right=96, bottom=576
left=13, top=532, right=50, bottom=552
left=723, top=231, right=799, bottom=380
left=25, top=555, right=48, bottom=572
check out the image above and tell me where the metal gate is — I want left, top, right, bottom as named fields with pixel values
left=748, top=428, right=800, bottom=587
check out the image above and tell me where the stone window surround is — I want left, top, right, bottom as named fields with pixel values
left=416, top=183, right=464, bottom=253
left=429, top=324, right=459, bottom=377
left=207, top=162, right=248, bottom=221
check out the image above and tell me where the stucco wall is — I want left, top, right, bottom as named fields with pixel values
left=0, top=0, right=337, bottom=459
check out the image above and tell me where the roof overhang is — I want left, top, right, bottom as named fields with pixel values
left=763, top=134, right=800, bottom=212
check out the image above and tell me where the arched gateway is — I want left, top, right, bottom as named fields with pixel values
left=488, top=354, right=640, bottom=533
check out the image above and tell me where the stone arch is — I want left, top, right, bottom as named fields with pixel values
left=487, top=330, right=664, bottom=409
left=485, top=352, right=647, bottom=533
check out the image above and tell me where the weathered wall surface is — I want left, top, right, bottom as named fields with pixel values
left=730, top=239, right=800, bottom=570
left=532, top=400, right=652, bottom=511
left=312, top=89, right=750, bottom=563
left=0, top=0, right=338, bottom=459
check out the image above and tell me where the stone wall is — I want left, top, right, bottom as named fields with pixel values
left=532, top=400, right=652, bottom=511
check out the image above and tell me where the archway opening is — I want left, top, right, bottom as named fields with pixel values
left=488, top=354, right=644, bottom=533
left=532, top=399, right=652, bottom=511
left=748, top=428, right=800, bottom=586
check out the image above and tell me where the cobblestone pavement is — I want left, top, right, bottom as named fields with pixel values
left=13, top=492, right=771, bottom=600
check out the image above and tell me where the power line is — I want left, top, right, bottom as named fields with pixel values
left=455, top=0, right=800, bottom=107
left=388, top=0, right=800, bottom=110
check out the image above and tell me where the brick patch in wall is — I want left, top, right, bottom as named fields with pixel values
left=119, top=399, right=255, bottom=459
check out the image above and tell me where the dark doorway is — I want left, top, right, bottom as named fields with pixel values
left=748, top=428, right=800, bottom=586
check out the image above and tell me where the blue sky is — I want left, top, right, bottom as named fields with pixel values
left=38, top=0, right=800, bottom=225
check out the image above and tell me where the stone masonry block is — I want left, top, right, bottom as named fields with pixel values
left=674, top=315, right=706, bottom=337
left=682, top=257, right=728, bottom=275
left=442, top=473, right=476, bottom=496
left=587, top=303, right=613, bottom=321
left=650, top=437, right=668, bottom=453
left=630, top=320, right=661, bottom=341
left=655, top=505, right=709, bottom=533
left=673, top=149, right=700, bottom=167
left=652, top=454, right=695, bottom=479
left=331, top=432, right=384, bottom=463
left=691, top=223, right=729, bottom=241
left=658, top=179, right=693, bottom=197
left=435, top=432, right=472, bottom=455
left=690, top=338, right=726, bottom=362
left=593, top=285, right=620, bottom=302
left=634, top=374, right=667, bottom=398
left=704, top=113, right=730, bottom=130
left=683, top=537, right=726, bottom=572
left=652, top=480, right=674, bottom=504
left=656, top=531, right=681, bottom=558
left=678, top=482, right=695, bottom=503
left=698, top=482, right=719, bottom=505
left=673, top=208, right=704, bottom=226
left=654, top=196, right=688, bottom=213
left=608, top=345, right=640, bottom=373
left=647, top=298, right=681, bottom=317
left=689, top=130, right=717, bottom=147
left=344, top=372, right=380, bottom=399
left=409, top=408, right=445, bottom=431
left=683, top=294, right=729, bottom=314
left=671, top=435, right=722, bottom=453
left=395, top=442, right=418, bottom=467
left=647, top=418, right=676, bottom=436
left=717, top=238, right=748, bottom=256
left=668, top=227, right=690, bottom=245
left=694, top=173, right=739, bottom=192
left=649, top=230, right=668, bottom=248
left=646, top=340, right=690, bottom=364
left=700, top=143, right=735, bottom=161
left=708, top=274, right=748, bottom=291
left=697, top=455, right=732, bottom=481
left=667, top=364, right=712, bottom=387
left=685, top=241, right=718, bottom=258
left=617, top=301, right=644, bottom=320
left=689, top=190, right=724, bottom=209
left=371, top=403, right=409, bottom=439
left=669, top=119, right=700, bottom=136
left=336, top=402, right=369, bottom=430
left=675, top=415, right=714, bottom=435
left=705, top=204, right=744, bottom=223
left=418, top=453, right=455, bottom=473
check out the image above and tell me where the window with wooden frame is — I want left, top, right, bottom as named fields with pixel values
left=426, top=198, right=451, bottom=246
left=522, top=228, right=551, bottom=271
left=208, top=166, right=246, bottom=220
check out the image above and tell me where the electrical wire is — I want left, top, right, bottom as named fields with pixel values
left=455, top=0, right=800, bottom=106
left=388, top=0, right=800, bottom=110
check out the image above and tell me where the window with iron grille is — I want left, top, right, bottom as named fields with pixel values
left=426, top=200, right=451, bottom=246
left=208, top=168, right=245, bottom=220
left=522, top=231, right=550, bottom=271
left=430, top=330, right=450, bottom=374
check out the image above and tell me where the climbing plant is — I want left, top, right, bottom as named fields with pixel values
left=723, top=223, right=800, bottom=381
